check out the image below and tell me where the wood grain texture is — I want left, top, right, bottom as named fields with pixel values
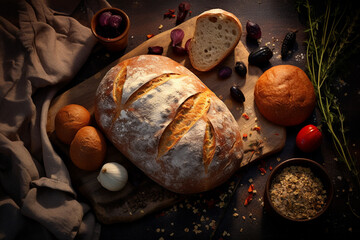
left=47, top=13, right=285, bottom=224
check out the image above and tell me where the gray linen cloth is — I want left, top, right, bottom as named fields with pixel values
left=0, top=0, right=110, bottom=239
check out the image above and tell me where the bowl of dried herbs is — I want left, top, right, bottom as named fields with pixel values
left=265, top=158, right=333, bottom=222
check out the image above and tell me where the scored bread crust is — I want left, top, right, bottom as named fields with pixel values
left=254, top=65, right=316, bottom=126
left=188, top=9, right=242, bottom=72
left=95, top=55, right=243, bottom=194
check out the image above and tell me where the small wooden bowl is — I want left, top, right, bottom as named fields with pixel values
left=91, top=7, right=130, bottom=52
left=264, top=158, right=333, bottom=222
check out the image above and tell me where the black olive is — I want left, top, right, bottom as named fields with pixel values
left=230, top=86, right=245, bottom=103
left=281, top=31, right=297, bottom=59
left=148, top=46, right=163, bottom=55
left=246, top=20, right=262, bottom=40
left=248, top=46, right=273, bottom=66
left=235, top=61, right=247, bottom=77
left=218, top=66, right=232, bottom=79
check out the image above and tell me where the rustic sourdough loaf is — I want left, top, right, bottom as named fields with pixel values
left=95, top=55, right=243, bottom=194
left=254, top=65, right=316, bottom=126
left=188, top=9, right=242, bottom=72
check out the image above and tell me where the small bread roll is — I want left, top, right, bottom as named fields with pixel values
left=55, top=104, right=91, bottom=144
left=254, top=65, right=316, bottom=126
left=70, top=126, right=107, bottom=171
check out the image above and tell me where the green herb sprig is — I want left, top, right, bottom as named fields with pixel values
left=298, top=0, right=360, bottom=187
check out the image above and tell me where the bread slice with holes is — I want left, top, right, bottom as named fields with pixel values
left=188, top=9, right=242, bottom=72
left=95, top=55, right=243, bottom=194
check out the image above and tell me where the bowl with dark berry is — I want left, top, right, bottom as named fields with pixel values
left=91, top=7, right=130, bottom=51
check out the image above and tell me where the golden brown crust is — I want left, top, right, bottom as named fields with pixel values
left=156, top=91, right=212, bottom=160
left=55, top=104, right=91, bottom=144
left=254, top=65, right=316, bottom=126
left=94, top=55, right=243, bottom=194
left=69, top=126, right=107, bottom=171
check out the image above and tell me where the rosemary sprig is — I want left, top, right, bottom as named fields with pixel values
left=299, top=0, right=360, bottom=186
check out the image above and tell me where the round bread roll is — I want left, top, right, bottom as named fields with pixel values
left=55, top=104, right=91, bottom=144
left=69, top=126, right=107, bottom=171
left=254, top=65, right=316, bottom=126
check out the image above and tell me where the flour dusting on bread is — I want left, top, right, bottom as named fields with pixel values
left=95, top=55, right=243, bottom=194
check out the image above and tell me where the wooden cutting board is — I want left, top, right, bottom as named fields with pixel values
left=47, top=14, right=285, bottom=224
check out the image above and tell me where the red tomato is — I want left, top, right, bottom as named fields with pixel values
left=296, top=124, right=322, bottom=152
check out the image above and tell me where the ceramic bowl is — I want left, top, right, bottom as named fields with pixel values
left=264, top=158, right=333, bottom=222
left=91, top=7, right=130, bottom=52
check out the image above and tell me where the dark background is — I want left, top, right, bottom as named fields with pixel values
left=72, top=0, right=360, bottom=239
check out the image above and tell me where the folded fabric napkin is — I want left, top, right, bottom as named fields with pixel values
left=0, top=0, right=110, bottom=239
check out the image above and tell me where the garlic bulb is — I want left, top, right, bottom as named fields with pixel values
left=97, top=162, right=128, bottom=191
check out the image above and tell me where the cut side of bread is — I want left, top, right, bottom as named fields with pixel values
left=188, top=9, right=242, bottom=72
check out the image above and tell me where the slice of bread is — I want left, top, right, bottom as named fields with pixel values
left=188, top=9, right=242, bottom=72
